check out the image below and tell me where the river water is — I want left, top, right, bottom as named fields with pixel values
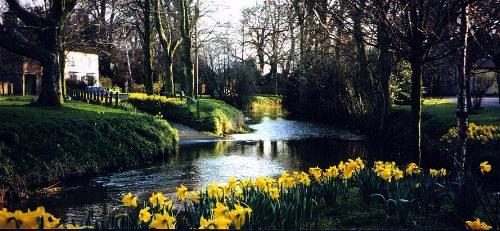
left=31, top=110, right=370, bottom=222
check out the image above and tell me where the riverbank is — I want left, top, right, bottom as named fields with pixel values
left=127, top=94, right=246, bottom=136
left=0, top=96, right=178, bottom=201
left=249, top=95, right=283, bottom=112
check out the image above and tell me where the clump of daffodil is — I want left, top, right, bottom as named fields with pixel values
left=122, top=192, right=138, bottom=207
left=309, top=167, right=323, bottom=182
left=324, top=165, right=340, bottom=179
left=0, top=207, right=64, bottom=229
left=149, top=192, right=167, bottom=208
left=240, top=178, right=255, bottom=189
left=176, top=184, right=189, bottom=201
left=429, top=168, right=447, bottom=177
left=296, top=171, right=311, bottom=186
left=139, top=207, right=152, bottom=223
left=207, top=182, right=223, bottom=199
left=188, top=191, right=201, bottom=203
left=465, top=218, right=492, bottom=230
left=405, top=163, right=421, bottom=176
left=337, top=158, right=364, bottom=180
left=479, top=161, right=492, bottom=174
left=373, top=161, right=403, bottom=182
left=149, top=210, right=176, bottom=229
left=278, top=172, right=296, bottom=189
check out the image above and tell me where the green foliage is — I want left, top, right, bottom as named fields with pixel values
left=127, top=94, right=245, bottom=136
left=390, top=61, right=412, bottom=105
left=99, top=76, right=113, bottom=88
left=0, top=97, right=178, bottom=198
left=250, top=95, right=283, bottom=111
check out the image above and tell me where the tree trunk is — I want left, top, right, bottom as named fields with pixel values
left=143, top=0, right=154, bottom=95
left=455, top=2, right=470, bottom=178
left=164, top=53, right=174, bottom=95
left=37, top=53, right=63, bottom=106
left=465, top=61, right=473, bottom=113
left=497, top=74, right=500, bottom=104
left=179, top=0, right=194, bottom=98
left=409, top=59, right=423, bottom=164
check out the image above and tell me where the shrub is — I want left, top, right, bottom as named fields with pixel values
left=127, top=93, right=245, bottom=136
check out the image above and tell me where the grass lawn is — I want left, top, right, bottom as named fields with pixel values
left=0, top=96, right=178, bottom=199
left=393, top=98, right=500, bottom=137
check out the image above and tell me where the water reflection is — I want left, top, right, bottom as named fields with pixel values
left=33, top=138, right=367, bottom=222
left=28, top=110, right=368, bottom=222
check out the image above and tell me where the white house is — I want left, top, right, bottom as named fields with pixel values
left=65, top=51, right=100, bottom=87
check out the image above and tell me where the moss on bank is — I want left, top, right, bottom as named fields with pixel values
left=0, top=97, right=178, bottom=199
left=127, top=94, right=245, bottom=136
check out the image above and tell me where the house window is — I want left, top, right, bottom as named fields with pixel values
left=86, top=73, right=96, bottom=86
left=69, top=72, right=78, bottom=80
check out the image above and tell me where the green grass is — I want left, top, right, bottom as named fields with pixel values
left=393, top=98, right=500, bottom=137
left=0, top=96, right=178, bottom=198
left=387, top=98, right=500, bottom=168
left=313, top=188, right=458, bottom=230
left=127, top=94, right=246, bottom=136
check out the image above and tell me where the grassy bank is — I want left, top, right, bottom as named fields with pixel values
left=0, top=96, right=178, bottom=199
left=127, top=94, right=245, bottom=136
left=249, top=95, right=283, bottom=111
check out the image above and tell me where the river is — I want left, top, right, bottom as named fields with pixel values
left=30, top=110, right=371, bottom=222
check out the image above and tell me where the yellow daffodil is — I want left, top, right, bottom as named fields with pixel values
left=229, top=204, right=252, bottom=230
left=465, top=218, right=492, bottom=230
left=268, top=187, right=280, bottom=200
left=393, top=168, right=404, bottom=180
left=324, top=166, right=339, bottom=178
left=240, top=178, right=254, bottom=189
left=207, top=182, right=223, bottom=199
left=256, top=177, right=268, bottom=191
left=149, top=212, right=176, bottom=229
left=213, top=202, right=230, bottom=218
left=122, top=192, right=138, bottom=207
left=228, top=176, right=237, bottom=189
left=176, top=184, right=189, bottom=201
left=0, top=208, right=17, bottom=229
left=440, top=168, right=447, bottom=176
left=309, top=167, right=323, bottom=182
left=480, top=161, right=492, bottom=174
left=430, top=168, right=439, bottom=177
left=199, top=216, right=216, bottom=229
left=405, top=163, right=421, bottom=175
left=188, top=191, right=201, bottom=203
left=213, top=216, right=232, bottom=229
left=139, top=207, right=152, bottom=223
left=149, top=192, right=167, bottom=208
left=298, top=172, right=311, bottom=186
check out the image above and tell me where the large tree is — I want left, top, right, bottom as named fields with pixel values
left=177, top=0, right=194, bottom=98
left=0, top=0, right=77, bottom=106
left=154, top=0, right=181, bottom=96
left=372, top=0, right=457, bottom=163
